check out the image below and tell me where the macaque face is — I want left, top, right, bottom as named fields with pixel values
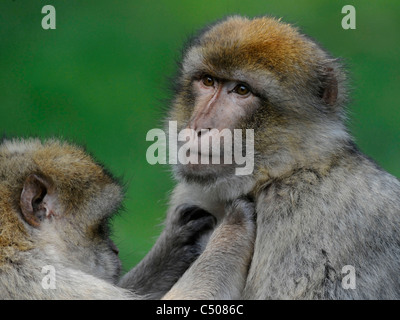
left=190, top=74, right=259, bottom=133
left=173, top=73, right=260, bottom=182
left=170, top=15, right=335, bottom=183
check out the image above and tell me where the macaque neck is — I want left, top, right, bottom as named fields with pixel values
left=173, top=175, right=256, bottom=221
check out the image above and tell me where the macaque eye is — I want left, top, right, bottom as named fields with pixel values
left=202, top=75, right=215, bottom=87
left=233, top=84, right=250, bottom=96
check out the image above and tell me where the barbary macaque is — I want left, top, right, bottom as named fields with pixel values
left=164, top=15, right=400, bottom=299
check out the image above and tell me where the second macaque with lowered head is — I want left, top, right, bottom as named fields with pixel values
left=164, top=15, right=400, bottom=299
left=0, top=138, right=255, bottom=299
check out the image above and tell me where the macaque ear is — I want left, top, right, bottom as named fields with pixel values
left=20, top=174, right=56, bottom=228
left=318, top=67, right=338, bottom=106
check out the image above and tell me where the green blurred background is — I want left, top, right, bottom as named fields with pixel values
left=1, top=0, right=399, bottom=273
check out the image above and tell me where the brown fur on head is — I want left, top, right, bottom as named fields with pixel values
left=177, top=15, right=347, bottom=109
left=169, top=15, right=350, bottom=187
left=0, top=138, right=123, bottom=281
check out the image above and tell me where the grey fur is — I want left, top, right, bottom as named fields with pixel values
left=166, top=15, right=400, bottom=299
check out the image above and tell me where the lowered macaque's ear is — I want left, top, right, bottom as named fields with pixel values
left=318, top=66, right=338, bottom=106
left=20, top=174, right=56, bottom=227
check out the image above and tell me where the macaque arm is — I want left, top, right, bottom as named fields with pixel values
left=162, top=199, right=255, bottom=300
left=118, top=205, right=215, bottom=299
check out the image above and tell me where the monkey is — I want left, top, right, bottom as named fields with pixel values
left=164, top=15, right=400, bottom=299
left=0, top=138, right=255, bottom=299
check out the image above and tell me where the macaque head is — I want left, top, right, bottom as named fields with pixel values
left=0, top=138, right=123, bottom=282
left=168, top=16, right=347, bottom=184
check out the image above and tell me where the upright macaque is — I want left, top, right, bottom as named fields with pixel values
left=165, top=15, right=400, bottom=299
